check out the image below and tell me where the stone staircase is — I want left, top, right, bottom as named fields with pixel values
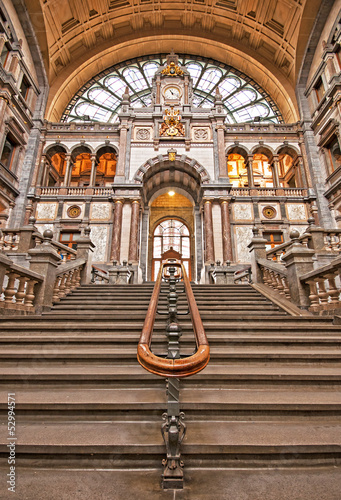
left=1, top=283, right=341, bottom=499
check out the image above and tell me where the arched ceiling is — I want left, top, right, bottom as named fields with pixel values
left=26, top=0, right=324, bottom=123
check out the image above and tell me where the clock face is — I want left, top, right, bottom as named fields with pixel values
left=164, top=86, right=181, bottom=100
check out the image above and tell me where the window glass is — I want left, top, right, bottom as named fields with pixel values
left=0, top=137, right=15, bottom=168
left=62, top=55, right=282, bottom=124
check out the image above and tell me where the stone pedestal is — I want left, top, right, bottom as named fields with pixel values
left=28, top=230, right=61, bottom=311
left=248, top=229, right=268, bottom=283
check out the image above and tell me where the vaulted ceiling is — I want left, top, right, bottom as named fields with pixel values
left=26, top=0, right=324, bottom=122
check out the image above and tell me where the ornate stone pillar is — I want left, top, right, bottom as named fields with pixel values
left=89, top=154, right=97, bottom=186
left=62, top=154, right=72, bottom=186
left=128, top=199, right=140, bottom=263
left=203, top=199, right=215, bottom=263
left=220, top=199, right=233, bottom=262
left=110, top=199, right=124, bottom=262
left=272, top=155, right=280, bottom=187
left=247, top=155, right=254, bottom=187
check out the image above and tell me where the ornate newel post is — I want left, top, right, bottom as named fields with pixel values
left=281, top=229, right=315, bottom=309
left=128, top=199, right=140, bottom=263
left=203, top=199, right=215, bottom=263
left=28, top=230, right=62, bottom=312
left=220, top=199, right=233, bottom=262
left=75, top=226, right=95, bottom=283
left=110, top=199, right=123, bottom=262
left=247, top=227, right=267, bottom=283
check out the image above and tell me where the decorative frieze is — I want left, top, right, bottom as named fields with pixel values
left=36, top=203, right=58, bottom=221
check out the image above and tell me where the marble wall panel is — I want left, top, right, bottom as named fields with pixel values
left=286, top=203, right=307, bottom=221
left=35, top=223, right=54, bottom=235
left=90, top=203, right=111, bottom=221
left=36, top=203, right=58, bottom=220
left=90, top=225, right=109, bottom=262
left=212, top=202, right=223, bottom=262
left=234, top=204, right=253, bottom=221
left=234, top=226, right=253, bottom=262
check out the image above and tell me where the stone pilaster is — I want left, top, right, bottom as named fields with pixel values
left=220, top=199, right=233, bottom=262
left=110, top=199, right=124, bottom=262
left=203, top=200, right=215, bottom=263
left=128, top=200, right=140, bottom=263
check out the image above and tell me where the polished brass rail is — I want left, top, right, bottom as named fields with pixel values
left=137, top=260, right=210, bottom=378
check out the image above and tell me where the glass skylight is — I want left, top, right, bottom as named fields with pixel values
left=62, top=54, right=282, bottom=124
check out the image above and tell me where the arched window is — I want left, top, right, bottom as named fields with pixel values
left=62, top=55, right=282, bottom=125
left=152, top=219, right=190, bottom=280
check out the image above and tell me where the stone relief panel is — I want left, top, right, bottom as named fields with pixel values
left=90, top=225, right=108, bottom=262
left=234, top=204, right=253, bottom=221
left=259, top=203, right=280, bottom=220
left=90, top=203, right=111, bottom=221
left=63, top=203, right=84, bottom=219
left=135, top=127, right=152, bottom=141
left=192, top=127, right=210, bottom=141
left=36, top=203, right=58, bottom=220
left=286, top=203, right=307, bottom=221
left=234, top=226, right=253, bottom=262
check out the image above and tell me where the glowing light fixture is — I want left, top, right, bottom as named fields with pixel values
left=168, top=190, right=175, bottom=196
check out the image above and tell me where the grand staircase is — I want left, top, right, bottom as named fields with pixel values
left=1, top=283, right=341, bottom=499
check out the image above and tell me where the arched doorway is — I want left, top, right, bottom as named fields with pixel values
left=152, top=218, right=191, bottom=280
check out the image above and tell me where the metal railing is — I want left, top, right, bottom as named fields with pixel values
left=137, top=259, right=209, bottom=489
left=137, top=260, right=209, bottom=378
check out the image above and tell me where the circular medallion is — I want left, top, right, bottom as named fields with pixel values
left=262, top=206, right=277, bottom=219
left=67, top=205, right=81, bottom=218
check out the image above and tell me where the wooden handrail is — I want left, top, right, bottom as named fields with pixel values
left=137, top=261, right=210, bottom=378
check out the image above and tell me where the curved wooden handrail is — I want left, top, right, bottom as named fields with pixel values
left=137, top=261, right=210, bottom=378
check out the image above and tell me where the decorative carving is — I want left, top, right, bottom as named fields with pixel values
left=160, top=108, right=185, bottom=137
left=67, top=205, right=82, bottom=218
left=193, top=128, right=209, bottom=140
left=161, top=61, right=184, bottom=77
left=168, top=149, right=177, bottom=161
left=136, top=128, right=151, bottom=141
left=262, top=206, right=277, bottom=219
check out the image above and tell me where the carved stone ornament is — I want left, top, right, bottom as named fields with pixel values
left=160, top=108, right=185, bottom=137
left=193, top=128, right=209, bottom=140
left=262, top=206, right=277, bottom=219
left=67, top=205, right=82, bottom=218
left=161, top=61, right=184, bottom=77
left=136, top=128, right=151, bottom=141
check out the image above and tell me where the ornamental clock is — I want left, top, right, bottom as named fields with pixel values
left=163, top=85, right=182, bottom=104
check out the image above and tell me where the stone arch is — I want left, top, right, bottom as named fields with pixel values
left=44, top=143, right=69, bottom=156
left=225, top=145, right=250, bottom=162
left=134, top=154, right=210, bottom=184
left=95, top=144, right=119, bottom=156
left=276, top=144, right=300, bottom=158
left=251, top=145, right=275, bottom=162
left=70, top=144, right=94, bottom=160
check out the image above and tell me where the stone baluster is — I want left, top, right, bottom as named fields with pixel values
left=203, top=200, right=215, bottom=263
left=325, top=273, right=340, bottom=305
left=3, top=271, right=18, bottom=304
left=25, top=280, right=38, bottom=307
left=58, top=273, right=68, bottom=299
left=306, top=280, right=319, bottom=308
left=52, top=277, right=61, bottom=302
left=315, top=278, right=329, bottom=305
left=283, top=277, right=291, bottom=299
left=64, top=271, right=73, bottom=295
left=16, top=276, right=28, bottom=304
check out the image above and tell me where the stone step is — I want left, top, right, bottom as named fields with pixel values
left=1, top=388, right=340, bottom=414
left=1, top=420, right=340, bottom=467
left=1, top=346, right=341, bottom=362
left=1, top=363, right=340, bottom=384
left=3, top=467, right=341, bottom=500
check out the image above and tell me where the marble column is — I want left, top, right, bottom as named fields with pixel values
left=115, top=123, right=128, bottom=179
left=220, top=199, right=233, bottom=262
left=62, top=154, right=72, bottom=186
left=128, top=200, right=140, bottom=262
left=216, top=124, right=227, bottom=178
left=272, top=156, right=280, bottom=187
left=203, top=200, right=215, bottom=263
left=247, top=155, right=254, bottom=187
left=41, top=157, right=50, bottom=187
left=89, top=154, right=97, bottom=186
left=110, top=199, right=123, bottom=262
